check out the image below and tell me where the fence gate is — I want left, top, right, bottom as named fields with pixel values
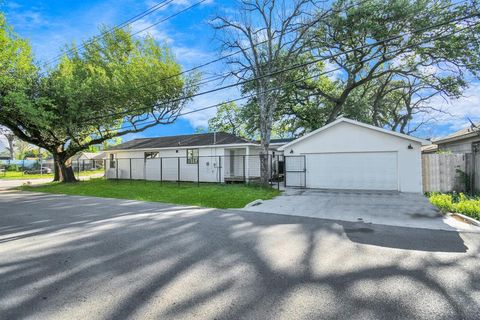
left=284, top=155, right=306, bottom=188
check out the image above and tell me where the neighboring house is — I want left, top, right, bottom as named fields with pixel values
left=70, top=151, right=107, bottom=161
left=106, top=118, right=429, bottom=193
left=421, top=144, right=438, bottom=154
left=279, top=117, right=430, bottom=193
left=432, top=125, right=480, bottom=154
left=70, top=151, right=106, bottom=170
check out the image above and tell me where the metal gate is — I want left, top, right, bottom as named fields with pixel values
left=284, top=155, right=306, bottom=188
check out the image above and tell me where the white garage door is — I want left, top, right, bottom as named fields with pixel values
left=306, top=152, right=398, bottom=190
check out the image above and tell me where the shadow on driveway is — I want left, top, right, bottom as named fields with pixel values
left=0, top=190, right=478, bottom=319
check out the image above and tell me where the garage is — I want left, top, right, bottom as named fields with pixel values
left=306, top=152, right=398, bottom=190
left=280, top=118, right=430, bottom=193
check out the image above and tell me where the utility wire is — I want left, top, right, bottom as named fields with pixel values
left=45, top=0, right=205, bottom=66
left=87, top=9, right=479, bottom=123
left=86, top=20, right=480, bottom=137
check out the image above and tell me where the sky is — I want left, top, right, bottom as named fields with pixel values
left=1, top=0, right=479, bottom=148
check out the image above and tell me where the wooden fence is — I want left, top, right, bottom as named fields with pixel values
left=422, top=153, right=479, bottom=193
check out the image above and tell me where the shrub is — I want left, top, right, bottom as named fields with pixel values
left=453, top=200, right=480, bottom=220
left=428, top=192, right=480, bottom=221
left=429, top=193, right=454, bottom=212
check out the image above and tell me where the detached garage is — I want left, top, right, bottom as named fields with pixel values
left=279, top=118, right=430, bottom=193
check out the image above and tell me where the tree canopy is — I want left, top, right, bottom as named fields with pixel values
left=0, top=14, right=198, bottom=181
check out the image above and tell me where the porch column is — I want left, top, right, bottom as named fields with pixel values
left=245, top=146, right=250, bottom=183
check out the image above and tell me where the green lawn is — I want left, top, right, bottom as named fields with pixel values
left=0, top=169, right=104, bottom=180
left=19, top=179, right=281, bottom=209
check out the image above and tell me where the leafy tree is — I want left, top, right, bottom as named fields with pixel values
left=0, top=16, right=198, bottom=182
left=207, top=102, right=248, bottom=137
left=213, top=0, right=319, bottom=184
left=303, top=0, right=480, bottom=124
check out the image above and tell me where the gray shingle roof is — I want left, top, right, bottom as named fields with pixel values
left=110, top=132, right=255, bottom=150
left=433, top=125, right=480, bottom=143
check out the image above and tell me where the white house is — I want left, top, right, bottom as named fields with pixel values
left=279, top=117, right=430, bottom=193
left=105, top=118, right=429, bottom=193
left=105, top=132, right=282, bottom=183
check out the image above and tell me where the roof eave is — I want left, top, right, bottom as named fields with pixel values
left=279, top=117, right=430, bottom=151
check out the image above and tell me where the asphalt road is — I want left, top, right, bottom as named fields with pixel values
left=0, top=190, right=479, bottom=320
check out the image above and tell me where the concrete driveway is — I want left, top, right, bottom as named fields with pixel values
left=1, top=190, right=479, bottom=319
left=244, top=189, right=480, bottom=232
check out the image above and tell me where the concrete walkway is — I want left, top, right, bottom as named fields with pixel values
left=0, top=190, right=479, bottom=319
left=243, top=188, right=480, bottom=233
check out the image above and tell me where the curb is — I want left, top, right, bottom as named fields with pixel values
left=450, top=212, right=480, bottom=226
left=244, top=199, right=263, bottom=208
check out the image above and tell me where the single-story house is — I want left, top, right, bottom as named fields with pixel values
left=70, top=151, right=106, bottom=170
left=279, top=118, right=430, bottom=193
left=105, top=132, right=280, bottom=183
left=106, top=117, right=429, bottom=193
left=431, top=125, right=480, bottom=154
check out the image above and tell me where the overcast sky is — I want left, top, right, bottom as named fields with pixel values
left=1, top=0, right=479, bottom=145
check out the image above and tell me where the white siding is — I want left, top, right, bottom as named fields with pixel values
left=284, top=121, right=423, bottom=193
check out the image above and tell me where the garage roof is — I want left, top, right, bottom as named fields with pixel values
left=279, top=117, right=431, bottom=151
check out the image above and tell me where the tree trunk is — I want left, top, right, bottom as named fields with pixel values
left=53, top=155, right=61, bottom=182
left=55, top=153, right=77, bottom=183
left=258, top=85, right=272, bottom=185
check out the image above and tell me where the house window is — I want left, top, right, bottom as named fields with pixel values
left=186, top=149, right=199, bottom=164
left=144, top=152, right=159, bottom=159
left=109, top=154, right=115, bottom=168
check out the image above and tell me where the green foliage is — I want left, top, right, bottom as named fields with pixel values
left=0, top=15, right=198, bottom=181
left=428, top=192, right=480, bottom=221
left=19, top=179, right=281, bottom=209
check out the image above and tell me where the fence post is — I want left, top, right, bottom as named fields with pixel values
left=160, top=157, right=163, bottom=182
left=277, top=155, right=280, bottom=190
left=197, top=157, right=200, bottom=186
left=218, top=156, right=222, bottom=183
left=243, top=155, right=246, bottom=184
left=177, top=157, right=180, bottom=185
left=284, top=156, right=287, bottom=187
left=270, top=154, right=273, bottom=185
left=303, top=155, right=306, bottom=188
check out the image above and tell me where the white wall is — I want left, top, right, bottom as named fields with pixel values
left=283, top=121, right=423, bottom=193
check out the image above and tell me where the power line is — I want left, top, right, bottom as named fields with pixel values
left=81, top=0, right=473, bottom=120
left=86, top=9, right=479, bottom=123
left=86, top=20, right=480, bottom=136
left=45, top=0, right=205, bottom=66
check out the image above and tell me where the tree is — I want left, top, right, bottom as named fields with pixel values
left=213, top=0, right=320, bottom=184
left=303, top=0, right=480, bottom=124
left=0, top=16, right=199, bottom=182
left=0, top=127, right=15, bottom=159
left=208, top=102, right=248, bottom=137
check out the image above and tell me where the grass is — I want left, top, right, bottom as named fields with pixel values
left=428, top=192, right=480, bottom=221
left=19, top=179, right=281, bottom=209
left=0, top=169, right=104, bottom=180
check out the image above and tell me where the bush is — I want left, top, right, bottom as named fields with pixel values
left=429, top=193, right=454, bottom=212
left=428, top=192, right=480, bottom=221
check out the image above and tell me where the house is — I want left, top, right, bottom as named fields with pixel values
left=106, top=118, right=429, bottom=193
left=421, top=144, right=438, bottom=154
left=431, top=125, right=480, bottom=154
left=70, top=151, right=106, bottom=170
left=279, top=117, right=430, bottom=192
left=105, top=132, right=281, bottom=183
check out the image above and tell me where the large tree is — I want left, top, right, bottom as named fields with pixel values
left=0, top=16, right=198, bottom=182
left=213, top=0, right=321, bottom=184
left=303, top=0, right=480, bottom=124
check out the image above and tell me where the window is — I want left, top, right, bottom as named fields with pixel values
left=186, top=148, right=199, bottom=164
left=109, top=154, right=115, bottom=168
left=144, top=152, right=159, bottom=159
